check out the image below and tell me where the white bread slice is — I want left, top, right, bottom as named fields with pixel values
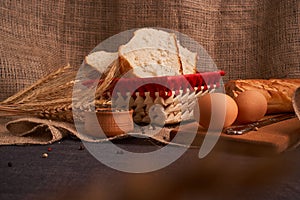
left=84, top=51, right=120, bottom=98
left=84, top=51, right=118, bottom=73
left=119, top=28, right=182, bottom=77
left=178, top=43, right=197, bottom=74
left=119, top=48, right=182, bottom=78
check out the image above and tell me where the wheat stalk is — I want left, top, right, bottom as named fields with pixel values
left=0, top=64, right=76, bottom=122
left=0, top=62, right=117, bottom=122
left=2, top=64, right=74, bottom=104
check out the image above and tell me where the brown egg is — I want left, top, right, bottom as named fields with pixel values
left=235, top=90, right=268, bottom=124
left=194, top=93, right=238, bottom=129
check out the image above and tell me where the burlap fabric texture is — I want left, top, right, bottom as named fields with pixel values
left=1, top=0, right=299, bottom=101
left=0, top=0, right=299, bottom=145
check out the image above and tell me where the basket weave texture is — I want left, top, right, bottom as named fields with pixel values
left=106, top=72, right=224, bottom=125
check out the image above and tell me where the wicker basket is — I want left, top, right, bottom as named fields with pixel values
left=99, top=71, right=225, bottom=125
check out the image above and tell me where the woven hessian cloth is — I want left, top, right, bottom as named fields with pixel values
left=0, top=0, right=299, bottom=101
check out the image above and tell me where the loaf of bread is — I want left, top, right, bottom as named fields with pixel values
left=85, top=28, right=197, bottom=78
left=119, top=28, right=197, bottom=78
left=118, top=28, right=182, bottom=77
left=225, top=79, right=300, bottom=114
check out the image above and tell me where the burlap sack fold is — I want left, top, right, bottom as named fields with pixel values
left=0, top=116, right=173, bottom=146
left=0, top=117, right=73, bottom=145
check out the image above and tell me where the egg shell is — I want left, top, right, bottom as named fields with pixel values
left=194, top=93, right=238, bottom=129
left=235, top=90, right=268, bottom=124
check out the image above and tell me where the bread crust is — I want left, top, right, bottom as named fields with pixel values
left=118, top=53, right=132, bottom=75
left=225, top=79, right=300, bottom=114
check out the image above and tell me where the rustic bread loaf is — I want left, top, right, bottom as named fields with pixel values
left=119, top=28, right=182, bottom=77
left=85, top=28, right=197, bottom=78
left=225, top=79, right=300, bottom=114
left=118, top=28, right=197, bottom=78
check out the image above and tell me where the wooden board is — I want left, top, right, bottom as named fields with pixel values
left=170, top=118, right=300, bottom=156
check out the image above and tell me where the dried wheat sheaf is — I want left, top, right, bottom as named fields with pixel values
left=0, top=63, right=119, bottom=122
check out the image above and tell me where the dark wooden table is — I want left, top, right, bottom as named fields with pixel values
left=1, top=136, right=300, bottom=200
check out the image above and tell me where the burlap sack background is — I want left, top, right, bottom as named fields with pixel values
left=0, top=0, right=299, bottom=101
